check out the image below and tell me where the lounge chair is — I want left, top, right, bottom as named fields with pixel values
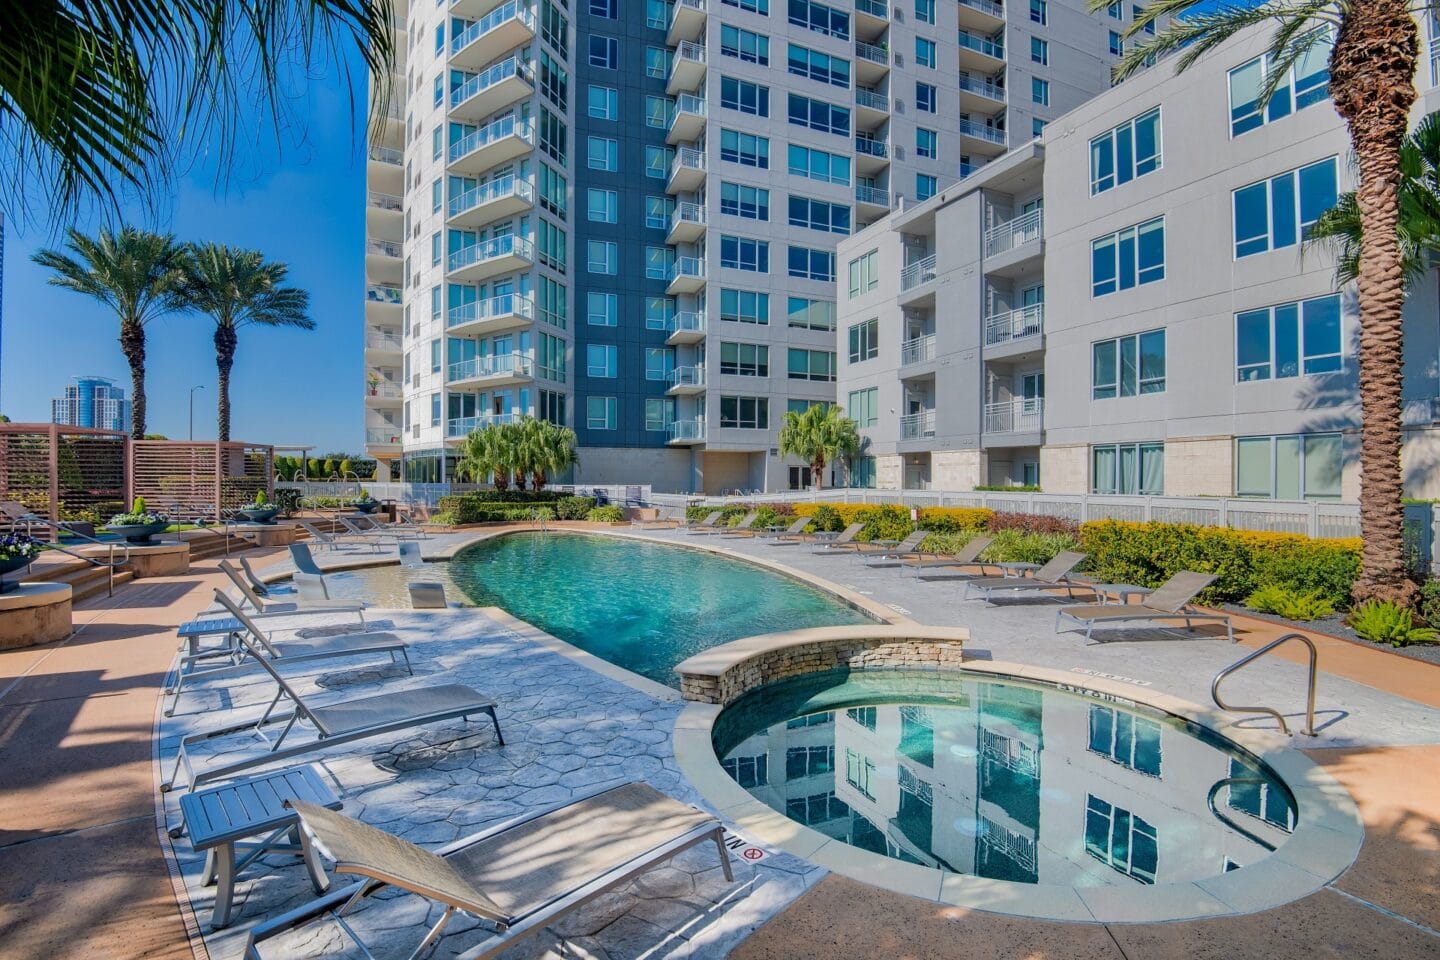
left=1055, top=571, right=1234, bottom=643
left=218, top=560, right=368, bottom=623
left=298, top=520, right=374, bottom=553
left=243, top=781, right=731, bottom=960
left=961, top=551, right=1095, bottom=603
left=409, top=582, right=449, bottom=608
left=393, top=508, right=432, bottom=538
left=758, top=517, right=810, bottom=541
left=239, top=556, right=294, bottom=597
left=682, top=511, right=724, bottom=535
left=163, top=616, right=500, bottom=792
left=289, top=543, right=324, bottom=576
left=853, top=529, right=928, bottom=561
left=342, top=515, right=422, bottom=542
left=398, top=541, right=424, bottom=568
left=718, top=511, right=763, bottom=537
left=902, top=535, right=997, bottom=577
left=693, top=509, right=754, bottom=537
left=165, top=590, right=411, bottom=717
left=810, top=522, right=865, bottom=554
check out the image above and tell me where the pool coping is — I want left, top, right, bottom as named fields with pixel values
left=670, top=658, right=1366, bottom=925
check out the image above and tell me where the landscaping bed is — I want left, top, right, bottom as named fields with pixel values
left=1218, top=603, right=1440, bottom=665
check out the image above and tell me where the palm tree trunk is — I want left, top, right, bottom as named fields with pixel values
left=1329, top=0, right=1420, bottom=605
left=811, top=458, right=825, bottom=490
left=214, top=323, right=237, bottom=442
left=119, top=319, right=146, bottom=438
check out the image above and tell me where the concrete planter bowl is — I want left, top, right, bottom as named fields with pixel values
left=236, top=507, right=281, bottom=525
left=352, top=500, right=380, bottom=514
left=105, top=521, right=170, bottom=544
left=0, top=556, right=33, bottom=593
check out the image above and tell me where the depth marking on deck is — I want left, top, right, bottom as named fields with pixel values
left=1069, top=667, right=1151, bottom=687
left=720, top=827, right=769, bottom=862
left=885, top=603, right=912, bottom=616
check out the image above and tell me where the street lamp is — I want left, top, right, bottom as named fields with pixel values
left=188, top=385, right=205, bottom=441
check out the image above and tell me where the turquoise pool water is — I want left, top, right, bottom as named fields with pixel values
left=714, top=670, right=1296, bottom=887
left=319, top=532, right=872, bottom=686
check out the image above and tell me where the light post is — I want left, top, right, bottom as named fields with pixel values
left=188, top=384, right=205, bottom=441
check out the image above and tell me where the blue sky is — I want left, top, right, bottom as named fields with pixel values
left=0, top=49, right=370, bottom=451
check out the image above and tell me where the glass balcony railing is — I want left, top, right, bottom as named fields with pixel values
left=365, top=284, right=403, bottom=304
left=668, top=419, right=706, bottom=442
left=366, top=238, right=402, bottom=258
left=667, top=257, right=705, bottom=284
left=450, top=58, right=530, bottom=109
left=367, top=428, right=403, bottom=444
left=855, top=136, right=888, bottom=158
left=855, top=87, right=888, bottom=111
left=855, top=184, right=889, bottom=206
left=957, top=31, right=1005, bottom=58
left=668, top=365, right=705, bottom=388
left=367, top=191, right=402, bottom=212
left=447, top=293, right=535, bottom=329
left=665, top=311, right=705, bottom=336
left=447, top=234, right=534, bottom=271
left=367, top=145, right=402, bottom=164
left=451, top=0, right=534, bottom=54
left=448, top=115, right=533, bottom=163
left=447, top=176, right=534, bottom=217
left=448, top=352, right=535, bottom=382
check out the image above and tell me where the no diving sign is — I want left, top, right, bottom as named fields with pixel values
left=721, top=827, right=768, bottom=862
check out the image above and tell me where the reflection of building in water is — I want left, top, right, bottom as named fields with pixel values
left=722, top=681, right=1296, bottom=888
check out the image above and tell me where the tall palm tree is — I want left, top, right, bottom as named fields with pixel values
left=778, top=404, right=860, bottom=490
left=182, top=244, right=314, bottom=441
left=1103, top=0, right=1422, bottom=604
left=517, top=416, right=578, bottom=491
left=0, top=1, right=397, bottom=223
left=455, top=424, right=513, bottom=490
left=31, top=227, right=188, bottom=438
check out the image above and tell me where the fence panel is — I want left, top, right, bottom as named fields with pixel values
left=131, top=441, right=273, bottom=520
left=0, top=424, right=126, bottom=521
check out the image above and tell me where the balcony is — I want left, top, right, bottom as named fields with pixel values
left=900, top=333, right=936, bottom=366
left=365, top=285, right=403, bottom=321
left=900, top=410, right=936, bottom=440
left=855, top=184, right=891, bottom=215
left=854, top=40, right=890, bottom=84
left=366, top=428, right=403, bottom=447
left=984, top=304, right=1044, bottom=348
left=367, top=145, right=402, bottom=166
left=984, top=208, right=1044, bottom=259
left=365, top=380, right=403, bottom=404
left=668, top=40, right=707, bottom=94
left=855, top=86, right=889, bottom=126
left=450, top=0, right=514, bottom=21
left=449, top=58, right=533, bottom=121
left=367, top=191, right=402, bottom=214
left=667, top=201, right=706, bottom=244
left=855, top=135, right=889, bottom=175
left=855, top=0, right=889, bottom=33
left=957, top=30, right=1005, bottom=70
left=665, top=311, right=706, bottom=345
left=448, top=115, right=534, bottom=176
left=448, top=352, right=535, bottom=388
left=667, top=146, right=706, bottom=194
left=447, top=176, right=534, bottom=229
left=959, top=118, right=1007, bottom=152
left=365, top=332, right=403, bottom=360
left=667, top=418, right=706, bottom=445
left=983, top=398, right=1044, bottom=440
left=447, top=412, right=522, bottom=437
left=447, top=292, right=535, bottom=337
left=365, top=237, right=402, bottom=266
left=665, top=256, right=706, bottom=295
left=666, top=365, right=706, bottom=395
left=900, top=254, right=937, bottom=292
left=449, top=1, right=535, bottom=72
left=956, top=0, right=1005, bottom=29
left=667, top=93, right=707, bottom=145
left=667, top=0, right=706, bottom=46
left=447, top=234, right=535, bottom=283
left=957, top=73, right=1006, bottom=110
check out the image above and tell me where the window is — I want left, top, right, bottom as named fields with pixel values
left=1089, top=107, right=1162, bottom=194
left=587, top=136, right=617, bottom=171
left=590, top=0, right=616, bottom=15
left=1031, top=77, right=1049, bottom=105
left=1137, top=4, right=1154, bottom=33
left=587, top=84, right=618, bottom=119
left=588, top=35, right=618, bottom=69
left=433, top=75, right=444, bottom=107
left=1233, top=158, right=1338, bottom=258
left=722, top=754, right=769, bottom=788
left=539, top=275, right=566, bottom=328
left=587, top=188, right=617, bottom=222
left=644, top=398, right=676, bottom=432
left=644, top=347, right=674, bottom=381
left=786, top=744, right=834, bottom=778
left=645, top=196, right=674, bottom=230
left=722, top=289, right=770, bottom=324
left=846, top=387, right=878, bottom=427
left=788, top=348, right=836, bottom=381
left=1031, top=37, right=1048, bottom=65
left=645, top=46, right=670, bottom=79
left=788, top=43, right=851, bottom=88
left=537, top=219, right=566, bottom=272
left=788, top=93, right=850, bottom=135
left=788, top=0, right=849, bottom=39
left=587, top=292, right=617, bottom=326
left=1084, top=796, right=1158, bottom=884
left=788, top=144, right=850, bottom=184
left=646, top=0, right=667, bottom=27
left=587, top=240, right=618, bottom=275
left=720, top=395, right=770, bottom=429
left=849, top=456, right=876, bottom=487
left=721, top=181, right=771, bottom=220
left=916, top=127, right=937, bottom=159
left=541, top=0, right=568, bottom=53
left=788, top=195, right=851, bottom=234
left=1091, top=217, right=1165, bottom=296
left=645, top=296, right=675, bottom=330
left=430, top=232, right=441, bottom=266
left=1227, top=757, right=1298, bottom=831
left=1109, top=30, right=1123, bottom=56
left=848, top=318, right=879, bottom=362
left=721, top=341, right=770, bottom=376
left=644, top=94, right=672, bottom=129
left=788, top=297, right=835, bottom=330
left=916, top=173, right=937, bottom=201
left=430, top=339, right=442, bottom=373
left=848, top=250, right=879, bottom=297
left=539, top=389, right=565, bottom=425
left=1236, top=294, right=1342, bottom=382
left=844, top=748, right=875, bottom=799
left=721, top=25, right=770, bottom=64
left=1091, top=442, right=1164, bottom=495
left=721, top=76, right=770, bottom=116
left=1236, top=433, right=1343, bottom=500
left=788, top=245, right=835, bottom=281
left=915, top=0, right=934, bottom=24
left=721, top=235, right=770, bottom=272
left=723, top=0, right=767, bottom=12
left=915, top=82, right=936, bottom=113
left=538, top=164, right=566, bottom=216
left=644, top=145, right=673, bottom=179
left=586, top=396, right=617, bottom=430
left=1107, top=0, right=1120, bottom=15
left=645, top=245, right=674, bottom=280
left=586, top=344, right=617, bottom=378
left=539, top=51, right=568, bottom=108
left=1088, top=706, right=1162, bottom=777
left=1092, top=330, right=1166, bottom=399
left=1033, top=118, right=1046, bottom=137
left=1228, top=34, right=1331, bottom=136
left=539, top=108, right=566, bottom=164
left=435, top=23, right=445, bottom=53
left=1030, top=0, right=1046, bottom=24
left=721, top=129, right=769, bottom=168
left=537, top=333, right=566, bottom=382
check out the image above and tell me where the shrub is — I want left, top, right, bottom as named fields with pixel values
left=915, top=506, right=992, bottom=532
left=587, top=505, right=625, bottom=522
left=1244, top=585, right=1336, bottom=621
left=431, top=510, right=457, bottom=525
left=918, top=529, right=985, bottom=555
left=856, top=505, right=912, bottom=542
left=811, top=504, right=843, bottom=532
left=1419, top=580, right=1440, bottom=627
left=974, top=484, right=1042, bottom=492
left=988, top=511, right=1080, bottom=536
left=981, top=529, right=1081, bottom=564
left=435, top=494, right=568, bottom=524
left=553, top=496, right=597, bottom=520
left=1347, top=601, right=1439, bottom=647
left=685, top=505, right=749, bottom=524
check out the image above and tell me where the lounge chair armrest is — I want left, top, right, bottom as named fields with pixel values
left=244, top=881, right=368, bottom=960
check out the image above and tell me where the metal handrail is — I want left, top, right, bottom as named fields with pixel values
left=1211, top=632, right=1318, bottom=736
left=28, top=522, right=133, bottom=598
left=1205, top=778, right=1281, bottom=851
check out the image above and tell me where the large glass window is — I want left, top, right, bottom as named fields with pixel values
left=720, top=341, right=770, bottom=376
left=586, top=188, right=617, bottom=223
left=721, top=76, right=770, bottom=116
left=788, top=93, right=850, bottom=135
left=587, top=84, right=618, bottom=119
left=586, top=396, right=617, bottom=430
left=644, top=145, right=673, bottom=179
left=789, top=42, right=851, bottom=87
left=721, top=181, right=771, bottom=220
left=915, top=81, right=936, bottom=112
left=644, top=94, right=672, bottom=128
left=586, top=344, right=618, bottom=378
left=1091, top=442, right=1164, bottom=495
left=1236, top=294, right=1342, bottom=381
left=788, top=0, right=849, bottom=39
left=645, top=245, right=674, bottom=280
left=721, top=25, right=770, bottom=64
left=1236, top=433, right=1343, bottom=499
left=644, top=398, right=676, bottom=432
left=788, top=144, right=850, bottom=184
left=645, top=296, right=675, bottom=330
left=586, top=291, right=617, bottom=326
left=1228, top=34, right=1331, bottom=137
left=848, top=318, right=879, bottom=363
left=1233, top=157, right=1338, bottom=258
left=788, top=297, right=835, bottom=330
left=788, top=195, right=851, bottom=234
left=586, top=136, right=617, bottom=171
left=788, top=348, right=836, bottom=381
left=721, top=235, right=770, bottom=272
left=586, top=240, right=617, bottom=275
left=1092, top=330, right=1165, bottom=398
left=847, top=387, right=878, bottom=426
left=1084, top=796, right=1158, bottom=884
left=1091, top=217, right=1165, bottom=296
left=721, top=288, right=770, bottom=324
left=720, top=129, right=770, bottom=168
left=848, top=250, right=879, bottom=297
left=1087, top=706, right=1162, bottom=777
left=723, top=0, right=767, bottom=12
left=588, top=34, right=618, bottom=69
left=915, top=36, right=936, bottom=68
left=644, top=347, right=674, bottom=382
left=720, top=395, right=770, bottom=429
left=1089, top=107, right=1161, bottom=195
left=788, top=244, right=835, bottom=281
left=645, top=195, right=674, bottom=230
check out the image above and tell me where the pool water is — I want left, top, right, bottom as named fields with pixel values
left=319, top=532, right=872, bottom=686
left=714, top=670, right=1297, bottom=887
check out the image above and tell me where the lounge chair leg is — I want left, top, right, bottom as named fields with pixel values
left=407, top=905, right=456, bottom=960
left=713, top=829, right=734, bottom=882
left=211, top=843, right=236, bottom=930
left=488, top=708, right=505, bottom=746
left=401, top=649, right=414, bottom=676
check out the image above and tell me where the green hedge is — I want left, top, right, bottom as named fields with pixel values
left=436, top=494, right=559, bottom=524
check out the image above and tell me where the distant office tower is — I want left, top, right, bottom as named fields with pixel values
left=52, top=377, right=130, bottom=433
left=0, top=211, right=5, bottom=416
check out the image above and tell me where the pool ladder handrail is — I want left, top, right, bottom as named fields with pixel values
left=1210, top=631, right=1318, bottom=737
left=1205, top=777, right=1281, bottom=851
left=531, top=508, right=547, bottom=533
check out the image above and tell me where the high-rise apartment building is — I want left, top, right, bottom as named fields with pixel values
left=363, top=0, right=1137, bottom=489
left=52, top=377, right=130, bottom=433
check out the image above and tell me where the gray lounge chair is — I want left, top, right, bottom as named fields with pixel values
left=409, top=582, right=449, bottom=608
left=289, top=543, right=324, bottom=576
left=218, top=560, right=368, bottom=623
left=398, top=541, right=424, bottom=568
left=244, top=782, right=731, bottom=960
left=961, top=551, right=1095, bottom=603
left=163, top=614, right=500, bottom=792
left=901, top=534, right=997, bottom=577
left=853, top=529, right=928, bottom=561
left=239, top=556, right=295, bottom=597
left=343, top=515, right=422, bottom=542
left=1056, top=571, right=1234, bottom=643
left=759, top=517, right=810, bottom=541
left=682, top=511, right=724, bottom=535
left=692, top=509, right=753, bottom=536
left=299, top=520, right=378, bottom=553
left=166, top=590, right=412, bottom=717
left=718, top=510, right=763, bottom=537
left=811, top=522, right=866, bottom=554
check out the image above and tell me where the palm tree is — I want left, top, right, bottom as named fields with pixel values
left=455, top=425, right=512, bottom=490
left=31, top=227, right=188, bottom=438
left=182, top=244, right=314, bottom=441
left=517, top=417, right=578, bottom=491
left=778, top=404, right=860, bottom=490
left=0, top=1, right=397, bottom=223
left=1104, top=0, right=1421, bottom=604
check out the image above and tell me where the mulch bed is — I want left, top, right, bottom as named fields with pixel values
left=1219, top=603, right=1440, bottom=666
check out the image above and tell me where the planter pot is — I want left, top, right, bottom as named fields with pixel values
left=353, top=501, right=380, bottom=514
left=0, top=556, right=34, bottom=593
left=237, top=507, right=281, bottom=525
left=105, top=521, right=170, bottom=544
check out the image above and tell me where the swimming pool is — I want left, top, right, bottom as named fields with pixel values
left=713, top=669, right=1297, bottom=889
left=318, top=532, right=873, bottom=686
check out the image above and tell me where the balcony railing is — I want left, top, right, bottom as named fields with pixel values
left=447, top=175, right=534, bottom=217
left=671, top=201, right=705, bottom=231
left=368, top=145, right=403, bottom=164
left=451, top=1, right=534, bottom=54
left=447, top=292, right=535, bottom=328
left=900, top=254, right=937, bottom=291
left=957, top=74, right=1005, bottom=101
left=450, top=57, right=530, bottom=109
left=856, top=0, right=888, bottom=18
left=667, top=257, right=705, bottom=283
left=367, top=428, right=403, bottom=445
left=666, top=311, right=705, bottom=336
left=367, top=191, right=402, bottom=213
left=984, top=304, right=1044, bottom=345
left=855, top=40, right=889, bottom=65
left=672, top=92, right=706, bottom=120
left=959, top=118, right=1006, bottom=144
left=673, top=39, right=706, bottom=68
left=958, top=0, right=1004, bottom=17
left=957, top=31, right=1005, bottom=58
left=448, top=115, right=533, bottom=163
left=447, top=234, right=534, bottom=271
left=670, top=0, right=706, bottom=24
left=984, top=398, right=1044, bottom=434
left=366, top=333, right=404, bottom=352
left=984, top=208, right=1044, bottom=257
left=855, top=136, right=888, bottom=158
left=900, top=410, right=936, bottom=440
left=365, top=284, right=403, bottom=304
left=855, top=87, right=888, bottom=111
left=900, top=334, right=936, bottom=365
left=366, top=238, right=402, bottom=258
left=668, top=365, right=705, bottom=388
left=366, top=380, right=403, bottom=399
left=448, top=352, right=535, bottom=382
left=855, top=184, right=890, bottom=207
left=671, top=146, right=706, bottom=176
left=668, top=419, right=706, bottom=442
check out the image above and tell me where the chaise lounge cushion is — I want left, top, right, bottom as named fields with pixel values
left=307, top=684, right=495, bottom=738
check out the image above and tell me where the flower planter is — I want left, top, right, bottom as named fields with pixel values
left=0, top=556, right=34, bottom=594
left=105, top=521, right=170, bottom=544
left=237, top=507, right=281, bottom=525
left=352, top=501, right=380, bottom=514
